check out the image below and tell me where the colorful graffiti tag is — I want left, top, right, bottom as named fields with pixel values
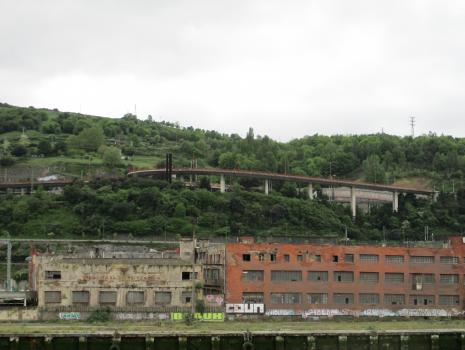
left=170, top=312, right=224, bottom=321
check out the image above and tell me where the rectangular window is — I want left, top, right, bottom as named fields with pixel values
left=384, top=294, right=405, bottom=305
left=385, top=273, right=404, bottom=283
left=270, top=293, right=301, bottom=304
left=411, top=273, right=435, bottom=284
left=439, top=295, right=460, bottom=306
left=385, top=255, right=404, bottom=264
left=297, top=255, right=303, bottom=262
left=360, top=272, right=379, bottom=283
left=258, top=253, right=264, bottom=261
left=360, top=254, right=379, bottom=263
left=314, top=255, right=321, bottom=262
left=440, top=274, right=459, bottom=284
left=284, top=254, right=290, bottom=262
left=242, top=292, right=264, bottom=303
left=308, top=271, right=328, bottom=282
left=344, top=254, right=354, bottom=263
left=45, top=271, right=61, bottom=280
left=409, top=295, right=434, bottom=306
left=242, top=270, right=264, bottom=282
left=271, top=270, right=302, bottom=282
left=72, top=291, right=90, bottom=305
left=154, top=292, right=172, bottom=305
left=307, top=293, right=328, bottom=305
left=242, top=254, right=251, bottom=261
left=334, top=271, right=354, bottom=282
left=127, top=291, right=145, bottom=305
left=332, top=255, right=339, bottom=262
left=181, top=291, right=192, bottom=304
left=359, top=293, right=379, bottom=305
left=44, top=291, right=61, bottom=304
left=440, top=256, right=459, bottom=264
left=182, top=271, right=193, bottom=280
left=410, top=256, right=434, bottom=264
left=270, top=253, right=276, bottom=262
left=333, top=293, right=354, bottom=305
left=99, top=291, right=117, bottom=305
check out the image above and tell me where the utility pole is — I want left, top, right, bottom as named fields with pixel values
left=410, top=116, right=416, bottom=138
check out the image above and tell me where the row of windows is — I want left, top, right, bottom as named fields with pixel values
left=243, top=270, right=462, bottom=284
left=241, top=253, right=460, bottom=265
left=242, top=292, right=460, bottom=306
left=44, top=290, right=193, bottom=305
left=45, top=270, right=198, bottom=281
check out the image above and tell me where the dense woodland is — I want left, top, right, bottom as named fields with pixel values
left=1, top=103, right=465, bottom=241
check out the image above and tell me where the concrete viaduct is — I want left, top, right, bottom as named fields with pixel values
left=127, top=167, right=437, bottom=217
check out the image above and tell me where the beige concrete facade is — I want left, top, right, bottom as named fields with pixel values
left=32, top=256, right=202, bottom=309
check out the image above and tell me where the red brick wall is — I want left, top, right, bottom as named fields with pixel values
left=225, top=238, right=465, bottom=312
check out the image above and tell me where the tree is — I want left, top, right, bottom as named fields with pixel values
left=102, top=147, right=122, bottom=167
left=11, top=144, right=27, bottom=157
left=363, top=155, right=386, bottom=183
left=72, top=127, right=105, bottom=152
left=37, top=140, right=53, bottom=156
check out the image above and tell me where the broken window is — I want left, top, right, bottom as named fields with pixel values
left=333, top=293, right=353, bottom=305
left=270, top=293, right=301, bottom=304
left=333, top=271, right=354, bottom=282
left=332, top=255, right=339, bottom=263
left=44, top=291, right=61, bottom=304
left=127, top=291, right=145, bottom=305
left=181, top=291, right=192, bottom=304
left=409, top=295, right=434, bottom=306
left=242, top=254, right=251, bottom=262
left=258, top=253, right=264, bottom=261
left=384, top=294, right=405, bottom=305
left=45, top=271, right=61, bottom=280
left=297, top=255, right=303, bottom=262
left=72, top=291, right=90, bottom=305
left=182, top=271, right=192, bottom=280
left=270, top=253, right=276, bottom=262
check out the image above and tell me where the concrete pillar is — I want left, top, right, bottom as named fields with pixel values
left=178, top=336, right=187, bottom=350
left=211, top=336, right=220, bottom=350
left=400, top=335, right=409, bottom=350
left=338, top=335, right=348, bottom=350
left=265, top=179, right=269, bottom=195
left=20, top=187, right=25, bottom=196
left=220, top=174, right=225, bottom=193
left=78, top=336, right=87, bottom=350
left=145, top=337, right=154, bottom=350
left=461, top=333, right=465, bottom=350
left=433, top=191, right=439, bottom=202
left=308, top=183, right=314, bottom=200
left=112, top=336, right=121, bottom=350
left=369, top=335, right=378, bottom=350
left=275, top=336, right=284, bottom=350
left=45, top=336, right=53, bottom=350
left=350, top=187, right=357, bottom=218
left=392, top=191, right=399, bottom=212
left=307, top=336, right=316, bottom=350
left=431, top=334, right=439, bottom=350
left=10, top=337, right=19, bottom=350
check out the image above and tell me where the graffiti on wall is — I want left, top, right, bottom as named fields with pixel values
left=300, top=308, right=463, bottom=318
left=170, top=312, right=224, bottom=321
left=115, top=312, right=169, bottom=321
left=58, top=312, right=81, bottom=320
left=226, top=303, right=265, bottom=314
left=205, top=294, right=224, bottom=306
left=265, top=309, right=296, bottom=316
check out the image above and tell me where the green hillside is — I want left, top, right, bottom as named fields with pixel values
left=1, top=102, right=465, bottom=241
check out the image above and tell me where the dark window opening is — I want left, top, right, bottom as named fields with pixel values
left=243, top=254, right=251, bottom=261
left=332, top=256, right=338, bottom=263
left=182, top=272, right=191, bottom=280
left=345, top=297, right=349, bottom=304
left=270, top=254, right=276, bottom=262
left=338, top=276, right=342, bottom=282
left=45, top=271, right=61, bottom=280
left=297, top=255, right=303, bottom=262
left=258, top=253, right=264, bottom=261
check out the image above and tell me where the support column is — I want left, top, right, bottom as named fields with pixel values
left=178, top=336, right=187, bottom=350
left=145, top=337, right=154, bottom=350
left=308, top=183, right=314, bottom=200
left=275, top=336, right=284, bottom=350
left=350, top=187, right=357, bottom=218
left=338, top=335, right=348, bottom=350
left=400, top=335, right=409, bottom=350
left=220, top=174, right=225, bottom=193
left=369, top=335, right=378, bottom=350
left=392, top=191, right=399, bottom=212
left=265, top=179, right=269, bottom=195
left=45, top=336, right=53, bottom=350
left=307, top=336, right=316, bottom=350
left=78, top=336, right=87, bottom=350
left=211, top=336, right=220, bottom=350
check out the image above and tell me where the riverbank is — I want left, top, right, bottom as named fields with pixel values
left=1, top=320, right=465, bottom=335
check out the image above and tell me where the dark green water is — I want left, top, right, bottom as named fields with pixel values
left=0, top=334, right=462, bottom=350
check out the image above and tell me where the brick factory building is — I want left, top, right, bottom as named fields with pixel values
left=225, top=237, right=465, bottom=317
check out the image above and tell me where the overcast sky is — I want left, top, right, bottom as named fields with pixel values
left=1, top=1, right=465, bottom=141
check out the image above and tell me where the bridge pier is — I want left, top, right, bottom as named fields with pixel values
left=351, top=187, right=357, bottom=218
left=308, top=183, right=314, bottom=200
left=220, top=174, right=225, bottom=193
left=392, top=191, right=399, bottom=212
left=265, top=179, right=269, bottom=195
